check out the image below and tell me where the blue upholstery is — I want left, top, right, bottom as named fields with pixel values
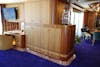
left=93, top=32, right=100, bottom=40
left=92, top=32, right=100, bottom=46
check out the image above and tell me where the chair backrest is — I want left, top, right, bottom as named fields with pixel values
left=81, top=28, right=87, bottom=32
left=93, top=32, right=100, bottom=40
left=0, top=35, right=13, bottom=50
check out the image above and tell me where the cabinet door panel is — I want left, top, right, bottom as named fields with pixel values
left=54, top=28, right=61, bottom=53
left=48, top=28, right=55, bottom=51
left=41, top=27, right=49, bottom=50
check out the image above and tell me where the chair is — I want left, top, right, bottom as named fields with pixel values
left=84, top=32, right=91, bottom=39
left=0, top=35, right=13, bottom=50
left=92, top=32, right=100, bottom=46
left=81, top=29, right=91, bottom=39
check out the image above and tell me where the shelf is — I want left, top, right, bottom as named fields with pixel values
left=4, top=30, right=24, bottom=35
left=6, top=19, right=22, bottom=22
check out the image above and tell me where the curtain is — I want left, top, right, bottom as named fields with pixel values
left=71, top=11, right=84, bottom=37
left=0, top=6, right=3, bottom=35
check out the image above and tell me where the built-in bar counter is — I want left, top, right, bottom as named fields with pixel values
left=25, top=24, right=76, bottom=64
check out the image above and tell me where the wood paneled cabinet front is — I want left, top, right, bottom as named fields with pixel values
left=15, top=35, right=26, bottom=48
left=25, top=24, right=75, bottom=61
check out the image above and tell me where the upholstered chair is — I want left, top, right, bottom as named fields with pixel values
left=92, top=32, right=100, bottom=46
left=0, top=35, right=13, bottom=50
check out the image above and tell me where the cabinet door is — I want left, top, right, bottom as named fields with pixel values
left=48, top=28, right=61, bottom=52
left=48, top=28, right=55, bottom=52
left=48, top=28, right=61, bottom=59
left=54, top=28, right=61, bottom=53
left=40, top=27, right=49, bottom=54
left=15, top=35, right=21, bottom=47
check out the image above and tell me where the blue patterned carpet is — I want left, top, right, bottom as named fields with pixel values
left=0, top=39, right=100, bottom=67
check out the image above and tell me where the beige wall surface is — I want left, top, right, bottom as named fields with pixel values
left=24, top=0, right=50, bottom=24
left=5, top=0, right=52, bottom=51
left=6, top=0, right=51, bottom=24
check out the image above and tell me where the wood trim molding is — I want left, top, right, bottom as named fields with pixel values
left=0, top=4, right=6, bottom=33
left=3, top=22, right=19, bottom=31
left=50, top=0, right=57, bottom=24
left=60, top=25, right=75, bottom=60
left=72, top=3, right=84, bottom=9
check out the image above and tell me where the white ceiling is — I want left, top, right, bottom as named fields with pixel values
left=0, top=0, right=25, bottom=4
left=72, top=0, right=100, bottom=11
left=75, top=1, right=99, bottom=8
left=0, top=0, right=99, bottom=11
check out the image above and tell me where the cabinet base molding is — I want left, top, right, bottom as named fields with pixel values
left=29, top=46, right=74, bottom=61
left=25, top=24, right=76, bottom=65
left=26, top=48, right=76, bottom=66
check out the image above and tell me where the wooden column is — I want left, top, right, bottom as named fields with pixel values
left=50, top=0, right=69, bottom=24
left=0, top=4, right=6, bottom=33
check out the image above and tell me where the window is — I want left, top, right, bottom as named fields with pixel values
left=71, top=10, right=84, bottom=37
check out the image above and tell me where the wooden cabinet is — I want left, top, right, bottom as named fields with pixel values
left=84, top=12, right=97, bottom=31
left=21, top=35, right=26, bottom=48
left=50, top=0, right=70, bottom=24
left=25, top=24, right=75, bottom=61
left=15, top=34, right=26, bottom=48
